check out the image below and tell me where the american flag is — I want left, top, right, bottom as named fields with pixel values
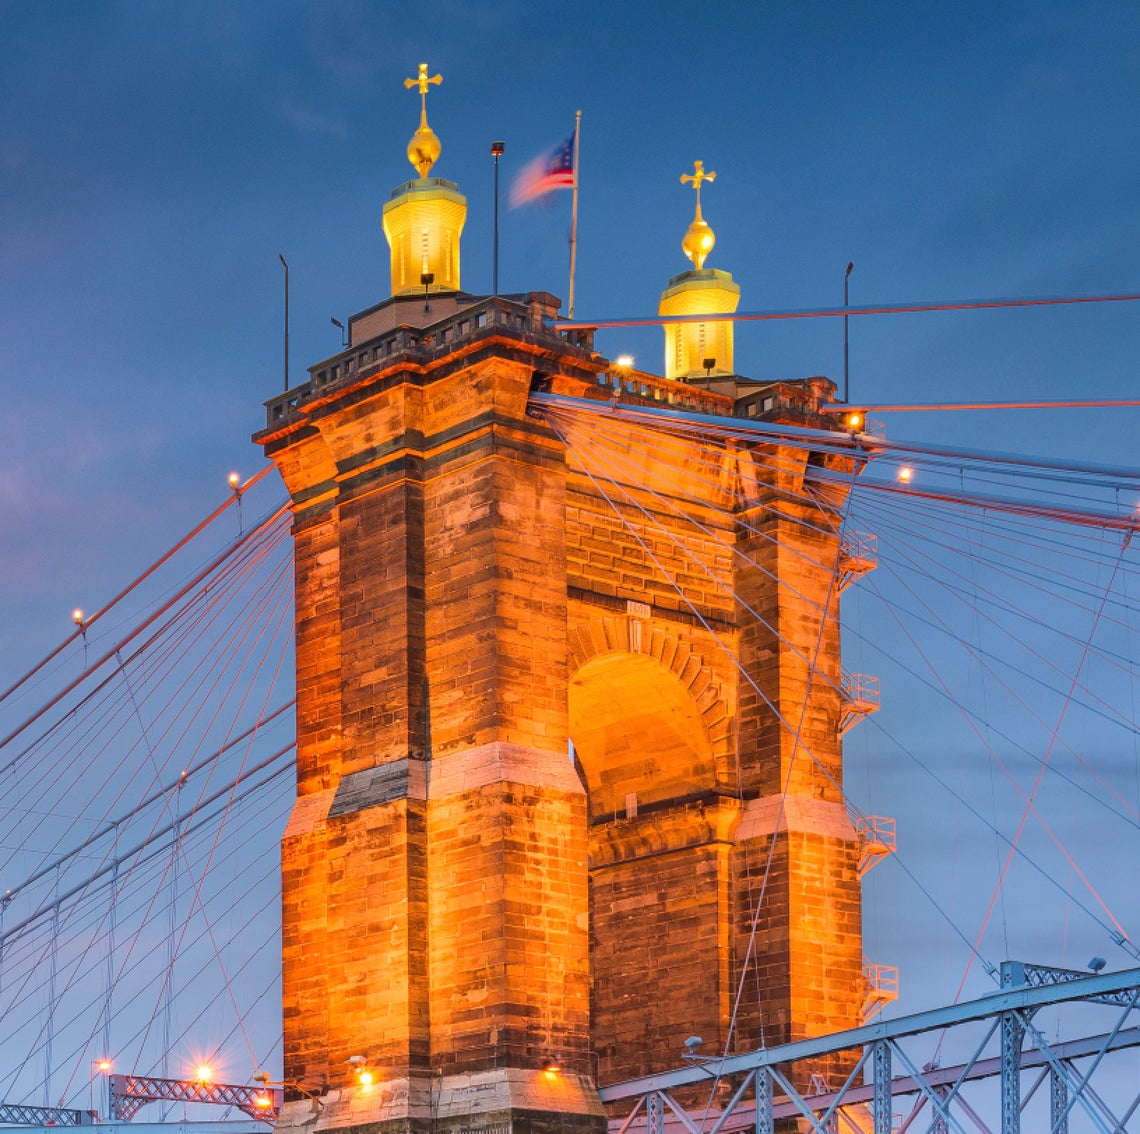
left=510, top=132, right=576, bottom=206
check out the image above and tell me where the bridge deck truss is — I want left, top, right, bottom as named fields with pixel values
left=599, top=964, right=1140, bottom=1134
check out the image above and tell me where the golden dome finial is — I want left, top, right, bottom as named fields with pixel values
left=680, top=160, right=717, bottom=269
left=404, top=62, right=443, bottom=178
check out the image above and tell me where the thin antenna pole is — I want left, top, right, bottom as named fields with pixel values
left=568, top=110, right=581, bottom=318
left=279, top=253, right=289, bottom=392
left=843, top=261, right=853, bottom=403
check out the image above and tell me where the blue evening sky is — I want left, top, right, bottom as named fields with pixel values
left=2, top=0, right=1139, bottom=1073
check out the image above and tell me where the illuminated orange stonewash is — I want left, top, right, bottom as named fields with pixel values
left=255, top=67, right=866, bottom=1134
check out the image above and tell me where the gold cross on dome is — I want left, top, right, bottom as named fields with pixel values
left=681, top=161, right=716, bottom=209
left=404, top=62, right=442, bottom=120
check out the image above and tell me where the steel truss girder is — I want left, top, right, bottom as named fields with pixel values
left=600, top=965, right=1140, bottom=1134
left=0, top=1103, right=91, bottom=1126
left=108, top=1074, right=279, bottom=1121
left=1001, top=960, right=1140, bottom=1009
left=600, top=965, right=1140, bottom=1100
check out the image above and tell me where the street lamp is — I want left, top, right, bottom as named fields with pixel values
left=89, top=1059, right=112, bottom=1119
left=251, top=1071, right=322, bottom=1111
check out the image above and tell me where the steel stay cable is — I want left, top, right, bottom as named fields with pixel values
left=0, top=503, right=291, bottom=758
left=851, top=574, right=1140, bottom=830
left=0, top=517, right=292, bottom=876
left=2, top=704, right=293, bottom=904
left=60, top=583, right=291, bottom=1089
left=551, top=410, right=870, bottom=1101
left=959, top=531, right=1140, bottom=993
left=551, top=417, right=854, bottom=806
left=546, top=402, right=850, bottom=544
left=550, top=411, right=851, bottom=704
left=578, top=404, right=1140, bottom=675
left=57, top=820, right=288, bottom=1104
left=130, top=578, right=295, bottom=1073
left=0, top=524, right=289, bottom=870
left=0, top=765, right=291, bottom=1080
left=533, top=391, right=1140, bottom=488
left=860, top=571, right=1136, bottom=955
left=43, top=835, right=287, bottom=1107
left=78, top=546, right=293, bottom=885
left=544, top=418, right=986, bottom=1076
left=580, top=395, right=1140, bottom=512
left=549, top=416, right=859, bottom=1115
left=855, top=489, right=1140, bottom=637
left=553, top=404, right=1128, bottom=1037
left=2, top=796, right=288, bottom=1100
left=119, top=868, right=283, bottom=1089
left=547, top=400, right=1140, bottom=592
left=2, top=526, right=294, bottom=902
left=868, top=518, right=1140, bottom=742
left=167, top=581, right=295, bottom=1073
left=546, top=404, right=846, bottom=578
left=863, top=553, right=1140, bottom=912
left=552, top=289, right=1140, bottom=331
left=2, top=544, right=294, bottom=1094
left=0, top=746, right=294, bottom=946
left=45, top=796, right=288, bottom=1105
left=0, top=468, right=277, bottom=710
left=834, top=466, right=1138, bottom=532
left=718, top=480, right=850, bottom=1081
left=852, top=466, right=1140, bottom=579
left=0, top=764, right=292, bottom=1098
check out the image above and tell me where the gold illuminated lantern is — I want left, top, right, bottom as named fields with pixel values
left=382, top=62, right=467, bottom=296
left=658, top=161, right=740, bottom=382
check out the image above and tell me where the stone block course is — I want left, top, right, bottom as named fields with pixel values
left=263, top=315, right=863, bottom=1126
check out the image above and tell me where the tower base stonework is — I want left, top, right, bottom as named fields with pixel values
left=275, top=1071, right=604, bottom=1134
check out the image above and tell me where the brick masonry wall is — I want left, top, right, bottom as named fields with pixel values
left=265, top=344, right=596, bottom=1105
left=264, top=328, right=864, bottom=1113
left=564, top=426, right=863, bottom=1090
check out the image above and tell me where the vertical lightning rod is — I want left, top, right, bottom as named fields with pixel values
left=279, top=253, right=290, bottom=392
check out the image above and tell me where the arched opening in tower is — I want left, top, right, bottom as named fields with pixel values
left=569, top=651, right=733, bottom=1084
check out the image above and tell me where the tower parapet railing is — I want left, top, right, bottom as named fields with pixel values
left=262, top=291, right=594, bottom=430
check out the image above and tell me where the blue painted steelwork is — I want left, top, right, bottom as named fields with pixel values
left=598, top=965, right=1140, bottom=1134
left=0, top=1103, right=92, bottom=1126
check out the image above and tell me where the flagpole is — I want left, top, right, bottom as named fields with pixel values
left=568, top=110, right=581, bottom=318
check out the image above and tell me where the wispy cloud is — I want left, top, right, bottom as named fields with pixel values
left=274, top=96, right=348, bottom=140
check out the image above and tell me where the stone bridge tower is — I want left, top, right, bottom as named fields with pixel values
left=255, top=67, right=869, bottom=1134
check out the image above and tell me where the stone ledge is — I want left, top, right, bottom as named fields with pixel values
left=428, top=742, right=584, bottom=799
left=736, top=794, right=857, bottom=842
